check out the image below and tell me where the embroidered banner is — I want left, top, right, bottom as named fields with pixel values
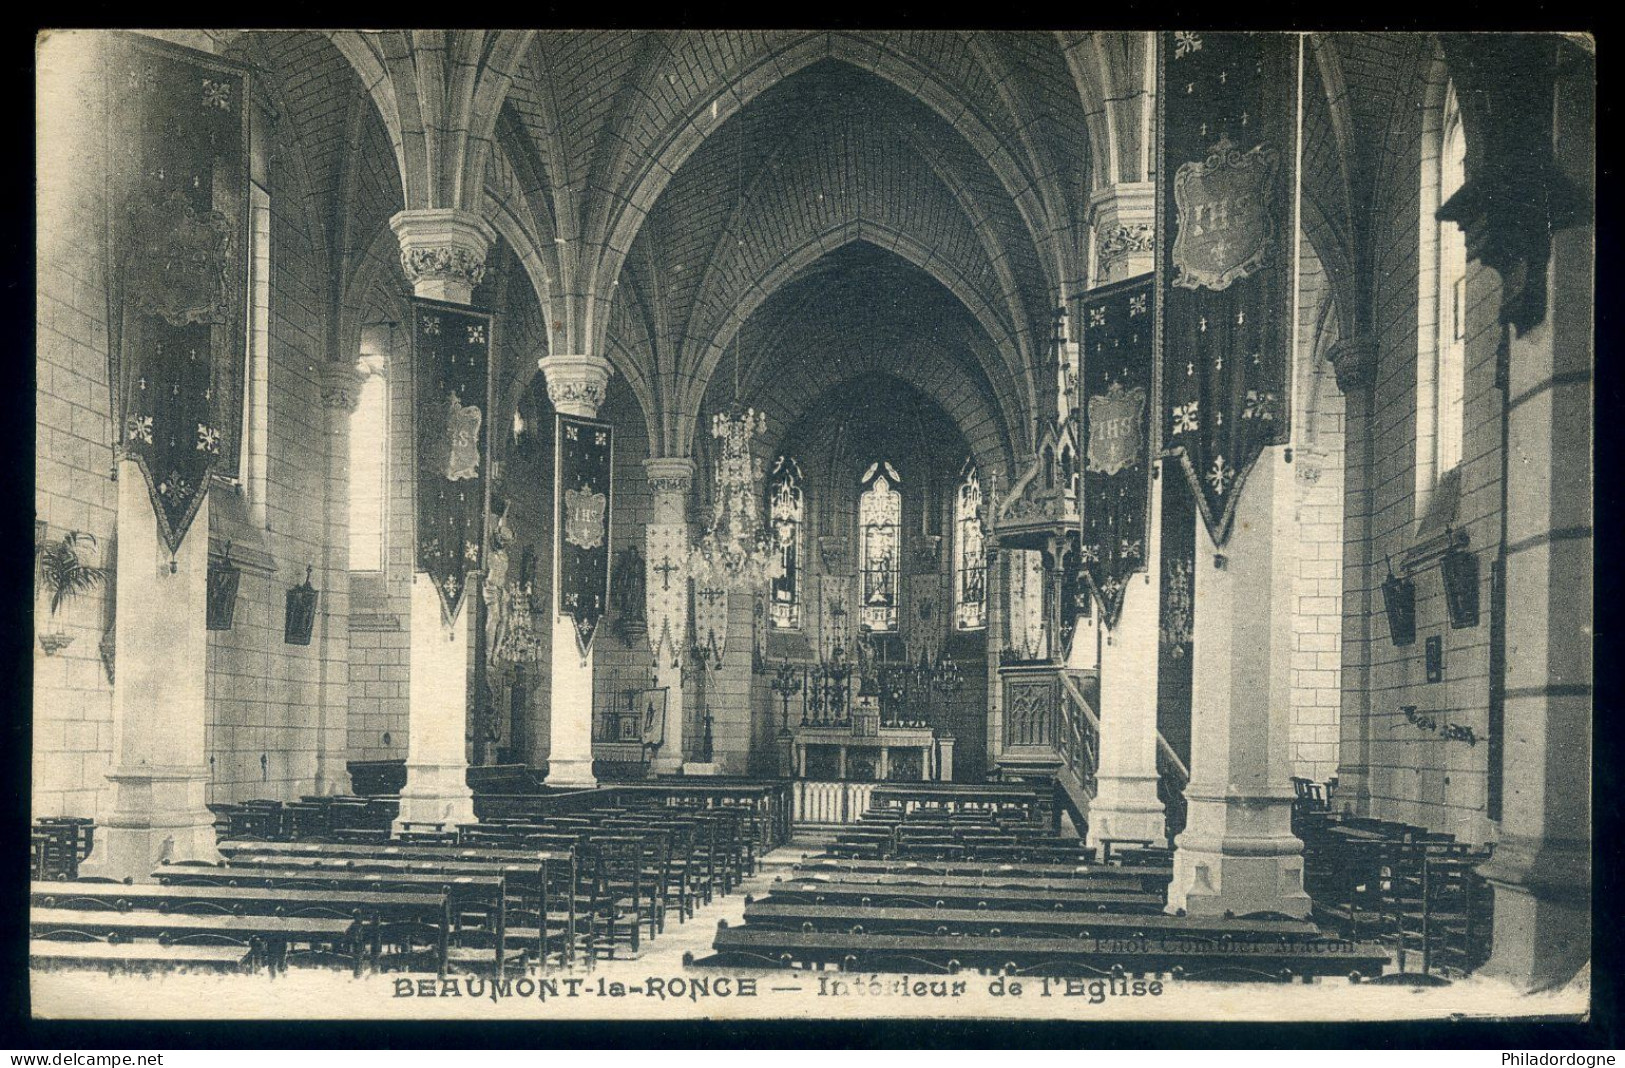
left=414, top=299, right=492, bottom=622
left=556, top=414, right=613, bottom=661
left=1079, top=274, right=1155, bottom=627
left=1156, top=464, right=1197, bottom=771
left=1158, top=31, right=1300, bottom=546
left=645, top=523, right=689, bottom=668
left=694, top=584, right=730, bottom=667
left=105, top=34, right=250, bottom=554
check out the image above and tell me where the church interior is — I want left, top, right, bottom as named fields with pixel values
left=32, top=30, right=1593, bottom=999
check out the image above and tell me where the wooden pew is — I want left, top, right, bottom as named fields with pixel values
left=796, top=856, right=1173, bottom=889
left=762, top=878, right=1162, bottom=913
left=153, top=866, right=510, bottom=974
left=32, top=880, right=452, bottom=976
left=30, top=906, right=362, bottom=976
left=30, top=938, right=255, bottom=974
left=741, top=901, right=1322, bottom=941
left=697, top=926, right=1390, bottom=980
left=789, top=865, right=1159, bottom=893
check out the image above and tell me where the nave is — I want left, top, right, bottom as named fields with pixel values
left=33, top=28, right=1593, bottom=1009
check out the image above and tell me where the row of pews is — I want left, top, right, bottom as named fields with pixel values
left=1299, top=807, right=1495, bottom=981
left=692, top=794, right=1391, bottom=982
left=30, top=780, right=789, bottom=978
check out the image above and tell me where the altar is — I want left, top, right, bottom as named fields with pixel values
left=790, top=719, right=955, bottom=782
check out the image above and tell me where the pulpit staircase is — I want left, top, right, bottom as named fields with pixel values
left=992, top=666, right=1187, bottom=844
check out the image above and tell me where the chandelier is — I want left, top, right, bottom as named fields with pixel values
left=689, top=406, right=783, bottom=591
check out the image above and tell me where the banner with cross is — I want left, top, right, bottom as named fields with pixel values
left=413, top=298, right=493, bottom=624
left=105, top=34, right=250, bottom=556
left=1079, top=273, right=1156, bottom=628
left=1157, top=31, right=1300, bottom=546
left=645, top=523, right=688, bottom=668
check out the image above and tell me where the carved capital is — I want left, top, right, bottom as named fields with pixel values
left=644, top=457, right=695, bottom=495
left=388, top=208, right=497, bottom=306
left=644, top=456, right=695, bottom=525
left=538, top=353, right=614, bottom=418
left=319, top=361, right=368, bottom=413
left=1089, top=182, right=1157, bottom=286
left=1325, top=333, right=1376, bottom=394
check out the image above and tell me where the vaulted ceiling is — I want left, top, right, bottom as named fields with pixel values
left=210, top=29, right=1416, bottom=472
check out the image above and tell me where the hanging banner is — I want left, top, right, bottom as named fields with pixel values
left=1156, top=466, right=1197, bottom=771
left=105, top=34, right=250, bottom=555
left=414, top=298, right=492, bottom=623
left=694, top=585, right=730, bottom=667
left=820, top=574, right=854, bottom=660
left=1079, top=274, right=1155, bottom=627
left=645, top=523, right=689, bottom=668
left=556, top=414, right=613, bottom=661
left=1158, top=31, right=1300, bottom=546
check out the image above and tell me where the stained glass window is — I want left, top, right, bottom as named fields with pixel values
left=858, top=461, right=902, bottom=633
left=767, top=455, right=803, bottom=630
left=1436, top=82, right=1468, bottom=477
left=955, top=459, right=986, bottom=630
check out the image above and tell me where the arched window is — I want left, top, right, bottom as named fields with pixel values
left=1418, top=75, right=1469, bottom=510
left=954, top=460, right=986, bottom=631
left=858, top=460, right=902, bottom=633
left=767, top=455, right=804, bottom=630
left=349, top=339, right=389, bottom=572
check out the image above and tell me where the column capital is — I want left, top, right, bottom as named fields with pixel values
left=538, top=353, right=614, bottom=418
left=644, top=456, right=695, bottom=493
left=389, top=208, right=497, bottom=306
left=1089, top=181, right=1157, bottom=287
left=1325, top=332, right=1376, bottom=394
left=319, top=360, right=369, bottom=413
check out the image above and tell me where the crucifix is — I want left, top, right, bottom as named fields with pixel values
left=697, top=587, right=727, bottom=608
left=653, top=555, right=679, bottom=590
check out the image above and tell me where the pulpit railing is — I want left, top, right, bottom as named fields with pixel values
left=1057, top=669, right=1101, bottom=797
left=1156, top=733, right=1190, bottom=839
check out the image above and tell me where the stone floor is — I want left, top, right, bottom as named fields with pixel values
left=564, top=838, right=812, bottom=976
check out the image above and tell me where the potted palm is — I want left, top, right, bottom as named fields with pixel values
left=38, top=530, right=108, bottom=655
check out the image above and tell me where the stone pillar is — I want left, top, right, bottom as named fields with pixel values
left=82, top=469, right=219, bottom=881
left=644, top=456, right=693, bottom=777
left=1472, top=41, right=1593, bottom=992
left=313, top=358, right=368, bottom=796
left=1167, top=448, right=1310, bottom=918
left=1088, top=461, right=1168, bottom=851
left=539, top=352, right=614, bottom=788
left=389, top=208, right=494, bottom=831
left=1089, top=182, right=1156, bottom=287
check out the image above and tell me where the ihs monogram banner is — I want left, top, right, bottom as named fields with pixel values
left=105, top=34, right=250, bottom=556
left=1158, top=31, right=1300, bottom=546
left=556, top=414, right=613, bottom=663
left=413, top=299, right=492, bottom=623
left=1079, top=274, right=1155, bottom=628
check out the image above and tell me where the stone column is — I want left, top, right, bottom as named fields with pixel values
left=1085, top=183, right=1165, bottom=850
left=1089, top=182, right=1156, bottom=287
left=312, top=359, right=368, bottom=795
left=389, top=208, right=494, bottom=831
left=1167, top=448, right=1311, bottom=918
left=1088, top=461, right=1168, bottom=851
left=539, top=352, right=613, bottom=788
left=1471, top=41, right=1593, bottom=992
left=644, top=456, right=693, bottom=776
left=81, top=471, right=219, bottom=881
